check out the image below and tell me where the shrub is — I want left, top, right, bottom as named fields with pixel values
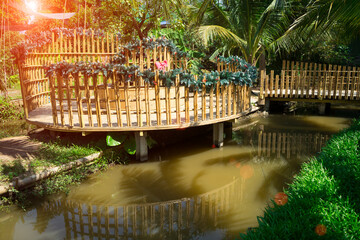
left=241, top=119, right=360, bottom=240
left=0, top=97, right=23, bottom=122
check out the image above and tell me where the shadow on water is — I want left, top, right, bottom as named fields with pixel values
left=0, top=113, right=356, bottom=240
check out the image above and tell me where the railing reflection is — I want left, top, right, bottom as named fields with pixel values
left=37, top=178, right=240, bottom=239
left=257, top=130, right=330, bottom=159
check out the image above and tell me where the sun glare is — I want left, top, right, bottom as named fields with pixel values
left=26, top=0, right=38, bottom=12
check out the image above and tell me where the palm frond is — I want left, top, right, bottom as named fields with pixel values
left=198, top=25, right=247, bottom=50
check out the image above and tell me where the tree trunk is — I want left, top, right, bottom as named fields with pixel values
left=259, top=52, right=266, bottom=72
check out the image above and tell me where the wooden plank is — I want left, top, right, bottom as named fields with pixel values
left=124, top=81, right=131, bottom=126
left=306, top=63, right=311, bottom=98
left=210, top=86, right=214, bottom=119
left=49, top=76, right=58, bottom=125
left=84, top=75, right=93, bottom=127
left=285, top=69, right=290, bottom=98
left=339, top=74, right=345, bottom=99
left=328, top=65, right=333, bottom=99
left=232, top=83, right=237, bottom=114
left=146, top=49, right=151, bottom=125
left=290, top=70, right=295, bottom=98
left=274, top=74, right=279, bottom=98
left=357, top=68, right=360, bottom=100
left=269, top=71, right=274, bottom=97
left=155, top=73, right=161, bottom=125
left=345, top=66, right=351, bottom=99
left=74, top=75, right=84, bottom=127
left=221, top=85, right=225, bottom=118
left=216, top=82, right=220, bottom=118
left=136, top=48, right=142, bottom=126
left=65, top=74, right=73, bottom=127
left=194, top=86, right=199, bottom=122
left=176, top=75, right=181, bottom=124
left=227, top=84, right=231, bottom=116
left=166, top=86, right=171, bottom=125
left=113, top=73, right=123, bottom=127
left=58, top=75, right=65, bottom=126
left=334, top=65, right=339, bottom=99
left=264, top=71, right=269, bottom=97
left=351, top=67, right=356, bottom=100
left=93, top=75, right=102, bottom=127
left=280, top=70, right=285, bottom=97
left=259, top=70, right=264, bottom=99
left=103, top=74, right=112, bottom=127
left=202, top=85, right=206, bottom=120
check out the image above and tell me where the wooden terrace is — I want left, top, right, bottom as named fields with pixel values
left=17, top=30, right=253, bottom=160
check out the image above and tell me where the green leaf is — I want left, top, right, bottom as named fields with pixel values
left=106, top=134, right=127, bottom=147
left=124, top=135, right=136, bottom=155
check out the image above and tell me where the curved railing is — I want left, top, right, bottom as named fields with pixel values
left=50, top=178, right=240, bottom=239
left=18, top=30, right=252, bottom=131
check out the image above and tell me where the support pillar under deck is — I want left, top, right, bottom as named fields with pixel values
left=213, top=123, right=224, bottom=148
left=135, top=131, right=148, bottom=161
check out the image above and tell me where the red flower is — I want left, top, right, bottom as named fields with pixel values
left=245, top=65, right=248, bottom=68
left=202, top=78, right=206, bottom=83
left=274, top=192, right=288, bottom=206
left=128, top=74, right=132, bottom=78
left=315, top=224, right=327, bottom=236
left=174, top=52, right=177, bottom=55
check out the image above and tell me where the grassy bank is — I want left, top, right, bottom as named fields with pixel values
left=241, top=119, right=360, bottom=239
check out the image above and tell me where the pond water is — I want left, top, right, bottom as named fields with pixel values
left=0, top=112, right=356, bottom=240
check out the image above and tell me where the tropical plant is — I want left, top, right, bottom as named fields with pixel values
left=287, top=0, right=360, bottom=41
left=196, top=0, right=294, bottom=65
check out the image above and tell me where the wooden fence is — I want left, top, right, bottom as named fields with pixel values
left=260, top=60, right=360, bottom=101
left=18, top=30, right=251, bottom=131
left=38, top=178, right=240, bottom=239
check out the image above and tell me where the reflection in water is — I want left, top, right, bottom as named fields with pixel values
left=257, top=131, right=330, bottom=160
left=0, top=115, right=354, bottom=240
left=62, top=179, right=239, bottom=240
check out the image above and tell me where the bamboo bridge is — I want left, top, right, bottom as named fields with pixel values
left=259, top=60, right=360, bottom=112
left=17, top=29, right=254, bottom=160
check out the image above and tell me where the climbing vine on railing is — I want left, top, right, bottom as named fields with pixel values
left=44, top=57, right=257, bottom=88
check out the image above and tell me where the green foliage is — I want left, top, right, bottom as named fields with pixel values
left=106, top=134, right=127, bottom=147
left=106, top=133, right=136, bottom=155
left=0, top=97, right=24, bottom=122
left=241, top=119, right=360, bottom=239
left=36, top=142, right=97, bottom=166
left=159, top=69, right=182, bottom=88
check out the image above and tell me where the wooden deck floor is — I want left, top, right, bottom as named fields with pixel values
left=28, top=98, right=250, bottom=131
left=264, top=89, right=360, bottom=101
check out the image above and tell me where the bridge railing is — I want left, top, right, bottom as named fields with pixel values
left=260, top=60, right=360, bottom=101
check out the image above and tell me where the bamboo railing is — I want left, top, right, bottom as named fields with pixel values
left=260, top=60, right=360, bottom=101
left=43, top=178, right=240, bottom=239
left=18, top=30, right=252, bottom=131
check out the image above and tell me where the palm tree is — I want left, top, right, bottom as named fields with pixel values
left=195, top=0, right=293, bottom=66
left=287, top=0, right=360, bottom=41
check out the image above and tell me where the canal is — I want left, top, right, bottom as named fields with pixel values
left=0, top=109, right=357, bottom=240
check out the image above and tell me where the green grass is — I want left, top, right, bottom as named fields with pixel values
left=240, top=119, right=360, bottom=239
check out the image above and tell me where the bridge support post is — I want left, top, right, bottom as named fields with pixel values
left=265, top=98, right=270, bottom=112
left=224, top=121, right=233, bottom=140
left=318, top=103, right=326, bottom=115
left=213, top=123, right=224, bottom=148
left=135, top=131, right=148, bottom=161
